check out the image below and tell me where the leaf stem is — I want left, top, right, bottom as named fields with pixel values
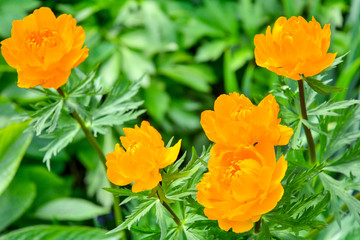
left=298, top=79, right=316, bottom=165
left=155, top=186, right=182, bottom=227
left=57, top=88, right=123, bottom=227
left=254, top=219, right=261, bottom=234
left=306, top=192, right=360, bottom=238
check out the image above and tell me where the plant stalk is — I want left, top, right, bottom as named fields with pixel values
left=306, top=192, right=360, bottom=238
left=298, top=79, right=316, bottom=165
left=155, top=188, right=182, bottom=227
left=57, top=88, right=123, bottom=227
left=254, top=219, right=261, bottom=234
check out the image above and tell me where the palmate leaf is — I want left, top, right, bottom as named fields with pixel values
left=155, top=201, right=168, bottom=240
left=0, top=225, right=120, bottom=240
left=66, top=68, right=104, bottom=97
left=267, top=192, right=329, bottom=232
left=30, top=99, right=64, bottom=135
left=40, top=115, right=80, bottom=169
left=308, top=99, right=360, bottom=116
left=319, top=173, right=360, bottom=226
left=108, top=199, right=157, bottom=234
left=324, top=106, right=360, bottom=161
left=91, top=79, right=145, bottom=136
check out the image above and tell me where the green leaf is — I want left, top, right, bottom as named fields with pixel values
left=18, top=166, right=71, bottom=209
left=155, top=202, right=168, bottom=239
left=121, top=47, right=155, bottom=81
left=319, top=173, right=360, bottom=225
left=326, top=51, right=349, bottom=71
left=91, top=79, right=145, bottom=136
left=258, top=219, right=271, bottom=240
left=0, top=121, right=32, bottom=195
left=144, top=80, right=170, bottom=122
left=195, top=40, right=226, bottom=62
left=33, top=198, right=109, bottom=221
left=108, top=199, right=157, bottom=234
left=0, top=177, right=36, bottom=231
left=304, top=77, right=345, bottom=95
left=0, top=225, right=121, bottom=240
left=0, top=0, right=40, bottom=37
left=66, top=68, right=103, bottom=97
left=159, top=64, right=215, bottom=92
left=308, top=99, right=360, bottom=116
left=31, top=99, right=64, bottom=135
left=224, top=49, right=239, bottom=93
left=102, top=187, right=147, bottom=197
left=230, top=47, right=253, bottom=71
left=162, top=168, right=200, bottom=182
left=40, top=117, right=80, bottom=169
left=335, top=58, right=360, bottom=100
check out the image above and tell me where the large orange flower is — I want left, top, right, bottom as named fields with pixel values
left=254, top=16, right=336, bottom=80
left=106, top=121, right=181, bottom=193
left=196, top=141, right=287, bottom=233
left=200, top=93, right=293, bottom=149
left=1, top=7, right=88, bottom=89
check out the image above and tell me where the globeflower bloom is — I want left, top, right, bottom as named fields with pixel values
left=1, top=7, right=88, bottom=89
left=254, top=16, right=337, bottom=80
left=200, top=93, right=293, bottom=150
left=106, top=121, right=181, bottom=193
left=196, top=142, right=287, bottom=233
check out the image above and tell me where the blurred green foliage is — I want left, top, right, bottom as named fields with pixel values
left=0, top=0, right=359, bottom=239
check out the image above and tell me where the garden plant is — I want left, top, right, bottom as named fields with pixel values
left=0, top=0, right=359, bottom=240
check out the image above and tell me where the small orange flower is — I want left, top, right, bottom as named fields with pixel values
left=196, top=141, right=287, bottom=233
left=106, top=121, right=181, bottom=193
left=200, top=93, right=293, bottom=149
left=254, top=16, right=337, bottom=80
left=1, top=7, right=88, bottom=89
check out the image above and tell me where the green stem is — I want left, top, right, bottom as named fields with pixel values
left=254, top=218, right=261, bottom=234
left=298, top=79, right=316, bottom=165
left=306, top=192, right=360, bottom=238
left=57, top=88, right=123, bottom=227
left=155, top=186, right=182, bottom=227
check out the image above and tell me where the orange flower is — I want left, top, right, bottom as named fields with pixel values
left=106, top=121, right=181, bottom=193
left=254, top=16, right=337, bottom=80
left=1, top=7, right=88, bottom=89
left=196, top=141, right=287, bottom=233
left=200, top=93, right=293, bottom=149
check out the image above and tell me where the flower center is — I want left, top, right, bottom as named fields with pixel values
left=231, top=105, right=253, bottom=120
left=223, top=158, right=260, bottom=184
left=127, top=142, right=140, bottom=155
left=26, top=28, right=58, bottom=49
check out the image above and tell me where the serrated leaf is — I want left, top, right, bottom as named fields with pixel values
left=66, top=68, right=104, bottom=97
left=304, top=77, right=345, bottom=95
left=102, top=187, right=147, bottom=197
left=91, top=79, right=145, bottom=136
left=31, top=100, right=63, bottom=135
left=40, top=119, right=80, bottom=169
left=155, top=202, right=168, bottom=239
left=0, top=225, right=120, bottom=240
left=308, top=99, right=360, bottom=116
left=325, top=51, right=349, bottom=71
left=319, top=173, right=360, bottom=226
left=108, top=199, right=157, bottom=234
left=162, top=168, right=200, bottom=182
left=33, top=198, right=109, bottom=221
